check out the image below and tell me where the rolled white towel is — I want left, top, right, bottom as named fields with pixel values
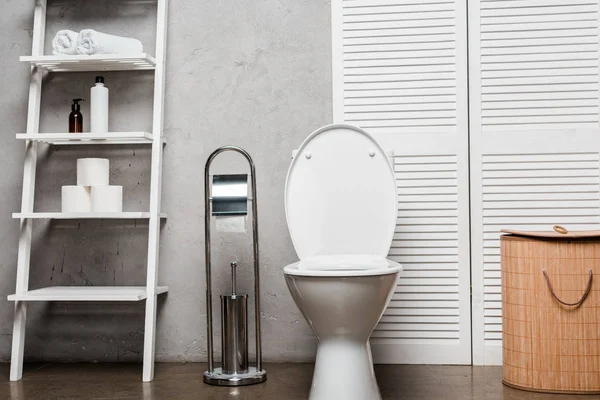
left=76, top=29, right=143, bottom=55
left=52, top=30, right=78, bottom=55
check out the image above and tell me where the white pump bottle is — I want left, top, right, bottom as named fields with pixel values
left=91, top=76, right=109, bottom=133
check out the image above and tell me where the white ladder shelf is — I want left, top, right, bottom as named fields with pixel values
left=8, top=0, right=170, bottom=382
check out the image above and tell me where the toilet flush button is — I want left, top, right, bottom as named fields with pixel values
left=369, top=150, right=376, bottom=157
left=305, top=152, right=312, bottom=159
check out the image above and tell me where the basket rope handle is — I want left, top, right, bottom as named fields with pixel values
left=553, top=225, right=568, bottom=234
left=542, top=269, right=593, bottom=307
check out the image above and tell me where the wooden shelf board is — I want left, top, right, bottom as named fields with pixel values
left=21, top=54, right=156, bottom=72
left=13, top=212, right=167, bottom=219
left=16, top=132, right=156, bottom=145
left=8, top=286, right=168, bottom=302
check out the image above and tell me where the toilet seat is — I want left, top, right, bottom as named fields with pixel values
left=285, top=124, right=398, bottom=261
left=284, top=254, right=402, bottom=277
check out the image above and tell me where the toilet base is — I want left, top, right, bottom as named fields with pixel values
left=310, top=339, right=381, bottom=400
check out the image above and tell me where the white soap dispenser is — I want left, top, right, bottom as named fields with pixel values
left=90, top=76, right=109, bottom=133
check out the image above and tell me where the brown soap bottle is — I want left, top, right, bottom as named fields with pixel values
left=69, top=98, right=84, bottom=133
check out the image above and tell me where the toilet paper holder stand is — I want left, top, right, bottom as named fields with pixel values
left=203, top=146, right=267, bottom=386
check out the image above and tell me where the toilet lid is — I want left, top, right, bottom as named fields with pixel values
left=285, top=124, right=397, bottom=259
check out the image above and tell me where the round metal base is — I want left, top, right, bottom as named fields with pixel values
left=203, top=367, right=267, bottom=386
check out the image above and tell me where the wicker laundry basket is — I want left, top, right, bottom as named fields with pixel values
left=501, top=226, right=600, bottom=394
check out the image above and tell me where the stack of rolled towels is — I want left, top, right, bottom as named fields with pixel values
left=52, top=29, right=143, bottom=56
left=62, top=158, right=123, bottom=213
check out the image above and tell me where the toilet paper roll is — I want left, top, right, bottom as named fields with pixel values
left=215, top=216, right=248, bottom=233
left=62, top=185, right=91, bottom=212
left=77, top=158, right=109, bottom=186
left=91, top=185, right=123, bottom=212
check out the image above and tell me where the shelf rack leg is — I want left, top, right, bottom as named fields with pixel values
left=10, top=0, right=47, bottom=382
left=142, top=0, right=169, bottom=382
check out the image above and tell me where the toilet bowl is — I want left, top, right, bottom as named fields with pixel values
left=283, top=124, right=402, bottom=400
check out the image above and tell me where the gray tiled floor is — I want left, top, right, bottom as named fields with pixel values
left=0, top=363, right=594, bottom=399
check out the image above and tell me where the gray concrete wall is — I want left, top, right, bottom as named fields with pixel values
left=0, top=0, right=331, bottom=362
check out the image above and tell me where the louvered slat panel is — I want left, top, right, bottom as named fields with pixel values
left=481, top=152, right=600, bottom=348
left=372, top=154, right=461, bottom=342
left=371, top=331, right=460, bottom=339
left=392, top=292, right=459, bottom=301
left=335, top=0, right=470, bottom=364
left=341, top=0, right=459, bottom=133
left=480, top=0, right=599, bottom=131
left=376, top=323, right=460, bottom=331
left=385, top=307, right=459, bottom=315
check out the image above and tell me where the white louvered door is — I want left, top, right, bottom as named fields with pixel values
left=332, top=0, right=472, bottom=364
left=469, top=0, right=600, bottom=365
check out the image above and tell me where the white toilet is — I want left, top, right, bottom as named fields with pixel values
left=283, top=124, right=402, bottom=400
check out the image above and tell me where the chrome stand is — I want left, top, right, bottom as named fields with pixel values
left=203, top=146, right=267, bottom=386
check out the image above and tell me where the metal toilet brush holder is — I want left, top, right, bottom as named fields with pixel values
left=203, top=146, right=267, bottom=386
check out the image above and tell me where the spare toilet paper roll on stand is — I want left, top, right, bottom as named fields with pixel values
left=62, top=158, right=123, bottom=213
left=77, top=158, right=109, bottom=186
left=62, top=186, right=91, bottom=212
left=215, top=216, right=248, bottom=233
left=91, top=186, right=123, bottom=212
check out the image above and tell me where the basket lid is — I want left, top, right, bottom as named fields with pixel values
left=501, top=225, right=600, bottom=239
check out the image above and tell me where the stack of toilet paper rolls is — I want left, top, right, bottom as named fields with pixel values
left=62, top=158, right=123, bottom=213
